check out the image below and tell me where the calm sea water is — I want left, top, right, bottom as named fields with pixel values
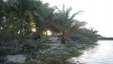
left=72, top=40, right=113, bottom=64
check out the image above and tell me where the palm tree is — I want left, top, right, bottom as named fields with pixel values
left=0, top=0, right=39, bottom=42
left=34, top=2, right=55, bottom=37
left=52, top=5, right=84, bottom=44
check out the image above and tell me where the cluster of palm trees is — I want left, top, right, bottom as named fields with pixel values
left=0, top=0, right=89, bottom=44
left=0, top=0, right=98, bottom=63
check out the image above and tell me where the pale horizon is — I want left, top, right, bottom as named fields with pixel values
left=42, top=0, right=113, bottom=37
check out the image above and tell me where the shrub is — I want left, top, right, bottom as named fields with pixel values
left=26, top=44, right=81, bottom=64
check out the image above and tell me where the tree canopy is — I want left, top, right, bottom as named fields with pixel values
left=0, top=0, right=98, bottom=64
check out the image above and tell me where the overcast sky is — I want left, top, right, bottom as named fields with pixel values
left=42, top=0, right=113, bottom=37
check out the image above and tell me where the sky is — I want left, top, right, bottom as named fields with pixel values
left=42, top=0, right=113, bottom=37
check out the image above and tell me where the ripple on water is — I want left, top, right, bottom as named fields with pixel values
left=73, top=40, right=113, bottom=64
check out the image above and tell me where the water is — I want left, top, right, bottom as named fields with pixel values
left=72, top=40, right=113, bottom=64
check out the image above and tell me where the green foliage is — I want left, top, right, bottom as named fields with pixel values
left=26, top=44, right=81, bottom=64
left=21, top=38, right=50, bottom=54
left=73, top=28, right=98, bottom=45
left=0, top=0, right=98, bottom=64
left=0, top=47, right=11, bottom=56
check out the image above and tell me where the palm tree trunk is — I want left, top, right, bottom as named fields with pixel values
left=61, top=32, right=65, bottom=44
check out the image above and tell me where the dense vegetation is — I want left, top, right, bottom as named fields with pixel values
left=0, top=0, right=98, bottom=64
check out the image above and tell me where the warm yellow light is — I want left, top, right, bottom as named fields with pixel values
left=47, top=30, right=52, bottom=36
left=31, top=28, right=36, bottom=32
left=43, top=30, right=52, bottom=36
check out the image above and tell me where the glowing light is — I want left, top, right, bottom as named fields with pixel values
left=18, top=30, right=20, bottom=34
left=43, top=30, right=52, bottom=36
left=32, top=28, right=36, bottom=32
left=47, top=30, right=52, bottom=36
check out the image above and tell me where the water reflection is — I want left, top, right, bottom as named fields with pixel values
left=72, top=40, right=113, bottom=64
